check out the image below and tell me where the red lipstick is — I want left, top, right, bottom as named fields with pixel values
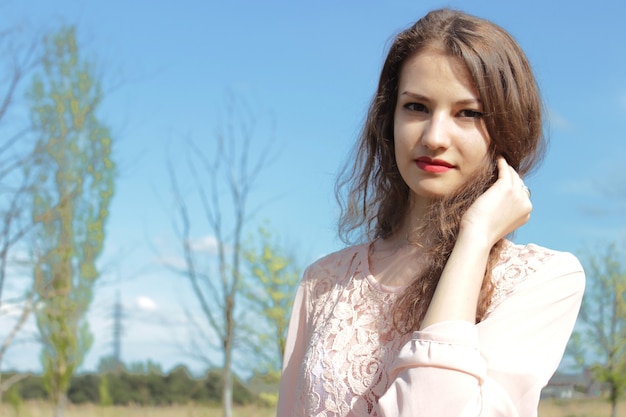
left=416, top=157, right=453, bottom=173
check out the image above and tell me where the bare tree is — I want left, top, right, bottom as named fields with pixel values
left=0, top=24, right=45, bottom=400
left=166, top=95, right=273, bottom=417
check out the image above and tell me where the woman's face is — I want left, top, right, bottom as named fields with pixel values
left=393, top=50, right=491, bottom=201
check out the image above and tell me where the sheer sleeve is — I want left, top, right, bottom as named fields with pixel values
left=377, top=251, right=585, bottom=417
left=276, top=270, right=310, bottom=417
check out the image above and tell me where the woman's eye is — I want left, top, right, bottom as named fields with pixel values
left=404, top=103, right=428, bottom=112
left=459, top=109, right=483, bottom=118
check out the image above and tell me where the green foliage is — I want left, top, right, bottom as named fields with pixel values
left=259, top=392, right=278, bottom=407
left=8, top=373, right=46, bottom=400
left=96, top=356, right=125, bottom=374
left=127, top=360, right=163, bottom=375
left=98, top=374, right=112, bottom=406
left=243, top=224, right=300, bottom=375
left=67, top=374, right=99, bottom=404
left=162, top=366, right=197, bottom=404
left=4, top=384, right=23, bottom=414
left=26, top=25, right=116, bottom=412
left=569, top=242, right=626, bottom=414
left=4, top=366, right=260, bottom=406
left=247, top=371, right=281, bottom=407
left=228, top=371, right=257, bottom=406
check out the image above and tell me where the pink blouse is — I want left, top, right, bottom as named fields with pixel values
left=277, top=241, right=584, bottom=417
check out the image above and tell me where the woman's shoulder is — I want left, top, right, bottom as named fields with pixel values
left=497, top=241, right=583, bottom=277
left=303, top=243, right=366, bottom=282
left=298, top=244, right=367, bottom=309
left=487, top=241, right=584, bottom=313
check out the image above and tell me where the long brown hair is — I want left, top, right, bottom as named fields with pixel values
left=336, top=8, right=546, bottom=332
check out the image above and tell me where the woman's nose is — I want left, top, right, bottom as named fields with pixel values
left=421, top=114, right=451, bottom=150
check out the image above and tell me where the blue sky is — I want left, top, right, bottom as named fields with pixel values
left=2, top=0, right=625, bottom=375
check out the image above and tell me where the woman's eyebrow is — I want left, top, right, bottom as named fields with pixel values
left=399, top=91, right=482, bottom=106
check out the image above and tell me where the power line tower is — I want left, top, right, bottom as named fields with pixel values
left=112, top=290, right=123, bottom=367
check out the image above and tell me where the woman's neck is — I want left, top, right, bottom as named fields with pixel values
left=369, top=206, right=434, bottom=287
left=368, top=237, right=426, bottom=287
left=396, top=195, right=434, bottom=245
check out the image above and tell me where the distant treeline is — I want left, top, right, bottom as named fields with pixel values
left=2, top=366, right=273, bottom=406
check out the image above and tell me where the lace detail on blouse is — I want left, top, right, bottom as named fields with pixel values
left=293, top=241, right=554, bottom=417
left=293, top=246, right=409, bottom=417
left=486, top=242, right=555, bottom=316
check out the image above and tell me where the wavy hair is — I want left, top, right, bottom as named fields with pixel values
left=336, top=8, right=546, bottom=332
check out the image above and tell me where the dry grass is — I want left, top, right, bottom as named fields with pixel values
left=0, top=402, right=276, bottom=417
left=2, top=399, right=625, bottom=417
left=539, top=398, right=626, bottom=417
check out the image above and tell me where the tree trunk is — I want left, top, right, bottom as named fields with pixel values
left=222, top=290, right=235, bottom=417
left=222, top=358, right=232, bottom=417
left=53, top=391, right=67, bottom=417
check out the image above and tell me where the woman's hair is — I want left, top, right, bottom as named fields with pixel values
left=336, top=8, right=546, bottom=332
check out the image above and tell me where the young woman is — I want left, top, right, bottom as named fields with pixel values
left=277, top=8, right=584, bottom=417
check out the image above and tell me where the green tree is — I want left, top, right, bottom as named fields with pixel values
left=4, top=383, right=23, bottom=414
left=127, top=360, right=163, bottom=375
left=98, top=374, right=112, bottom=406
left=96, top=355, right=125, bottom=374
left=27, top=26, right=115, bottom=417
left=243, top=225, right=300, bottom=376
left=568, top=243, right=626, bottom=417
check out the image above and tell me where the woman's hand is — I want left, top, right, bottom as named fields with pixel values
left=460, top=156, right=532, bottom=247
left=420, top=157, right=531, bottom=329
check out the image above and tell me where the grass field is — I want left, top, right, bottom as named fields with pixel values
left=1, top=399, right=624, bottom=417
left=0, top=402, right=275, bottom=417
left=539, top=398, right=626, bottom=417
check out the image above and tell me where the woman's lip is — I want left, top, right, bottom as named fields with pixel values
left=416, top=157, right=453, bottom=167
left=415, top=157, right=454, bottom=173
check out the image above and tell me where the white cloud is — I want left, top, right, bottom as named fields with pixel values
left=546, top=108, right=573, bottom=132
left=154, top=255, right=186, bottom=270
left=0, top=302, right=27, bottom=317
left=188, top=235, right=219, bottom=255
left=136, top=296, right=158, bottom=311
left=557, top=178, right=598, bottom=197
left=151, top=234, right=223, bottom=271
